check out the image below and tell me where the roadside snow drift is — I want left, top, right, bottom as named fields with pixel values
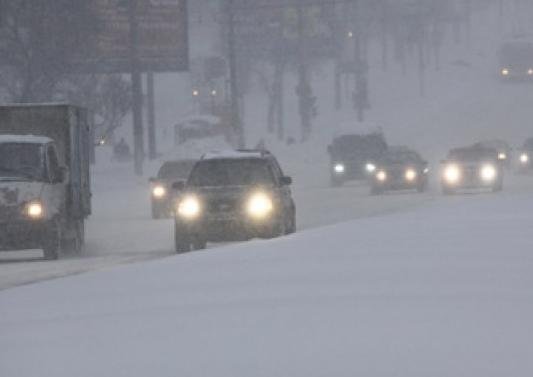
left=1, top=192, right=533, bottom=377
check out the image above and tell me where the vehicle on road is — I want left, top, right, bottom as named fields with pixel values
left=498, top=40, right=533, bottom=80
left=173, top=150, right=296, bottom=253
left=327, top=132, right=388, bottom=187
left=441, top=144, right=503, bottom=194
left=370, top=147, right=429, bottom=195
left=149, top=159, right=196, bottom=219
left=0, top=104, right=92, bottom=260
left=517, top=137, right=533, bottom=172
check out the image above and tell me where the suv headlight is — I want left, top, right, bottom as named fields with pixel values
left=247, top=192, right=273, bottom=219
left=405, top=168, right=417, bottom=181
left=177, top=195, right=201, bottom=219
left=520, top=153, right=529, bottom=164
left=480, top=164, right=497, bottom=181
left=498, top=152, right=507, bottom=160
left=376, top=170, right=387, bottom=182
left=26, top=201, right=44, bottom=219
left=443, top=164, right=461, bottom=184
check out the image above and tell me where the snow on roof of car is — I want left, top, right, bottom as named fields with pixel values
left=0, top=134, right=53, bottom=144
left=202, top=150, right=265, bottom=160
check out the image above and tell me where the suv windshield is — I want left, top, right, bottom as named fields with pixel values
left=0, top=143, right=44, bottom=180
left=189, top=159, right=275, bottom=187
left=158, top=160, right=196, bottom=180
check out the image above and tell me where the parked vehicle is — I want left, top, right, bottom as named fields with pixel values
left=370, top=147, right=429, bottom=195
left=173, top=150, right=296, bottom=253
left=0, top=104, right=92, bottom=259
left=441, top=145, right=503, bottom=194
left=149, top=159, right=196, bottom=219
left=327, top=132, right=388, bottom=186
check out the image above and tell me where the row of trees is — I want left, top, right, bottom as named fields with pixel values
left=0, top=0, right=132, bottom=143
left=223, top=0, right=495, bottom=142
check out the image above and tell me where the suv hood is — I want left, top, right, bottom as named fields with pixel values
left=0, top=181, right=44, bottom=206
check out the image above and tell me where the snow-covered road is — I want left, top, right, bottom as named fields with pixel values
left=1, top=174, right=533, bottom=377
left=0, top=161, right=438, bottom=290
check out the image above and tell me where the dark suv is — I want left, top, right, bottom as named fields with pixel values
left=328, top=132, right=388, bottom=186
left=173, top=150, right=296, bottom=253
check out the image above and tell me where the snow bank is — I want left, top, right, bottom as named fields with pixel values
left=1, top=191, right=533, bottom=377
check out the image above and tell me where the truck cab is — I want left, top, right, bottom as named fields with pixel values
left=0, top=104, right=91, bottom=260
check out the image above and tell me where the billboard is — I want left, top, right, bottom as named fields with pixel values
left=81, top=0, right=188, bottom=73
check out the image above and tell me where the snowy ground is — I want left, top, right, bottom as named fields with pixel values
left=2, top=178, right=533, bottom=377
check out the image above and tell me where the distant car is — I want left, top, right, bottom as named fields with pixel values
left=174, top=115, right=226, bottom=145
left=327, top=132, right=388, bottom=186
left=149, top=160, right=196, bottom=219
left=173, top=150, right=296, bottom=253
left=441, top=145, right=503, bottom=194
left=517, top=137, right=533, bottom=172
left=498, top=40, right=533, bottom=80
left=370, top=147, right=429, bottom=195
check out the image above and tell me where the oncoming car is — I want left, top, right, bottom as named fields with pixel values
left=327, top=132, right=388, bottom=187
left=477, top=140, right=512, bottom=169
left=149, top=159, right=196, bottom=219
left=173, top=150, right=296, bottom=253
left=370, top=147, right=429, bottom=195
left=441, top=145, right=503, bottom=194
left=498, top=40, right=533, bottom=80
left=517, top=137, right=533, bottom=172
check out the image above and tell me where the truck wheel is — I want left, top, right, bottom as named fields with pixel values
left=62, top=220, right=84, bottom=254
left=442, top=186, right=455, bottom=196
left=174, top=224, right=190, bottom=254
left=43, top=220, right=62, bottom=260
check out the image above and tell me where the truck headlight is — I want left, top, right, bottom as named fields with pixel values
left=405, top=168, right=417, bottom=181
left=334, top=163, right=345, bottom=174
left=376, top=170, right=387, bottom=182
left=480, top=164, right=497, bottom=181
left=152, top=185, right=166, bottom=198
left=26, top=201, right=44, bottom=219
left=247, top=192, right=273, bottom=219
left=498, top=152, right=507, bottom=160
left=177, top=196, right=201, bottom=219
left=443, top=164, right=461, bottom=184
left=520, top=153, right=529, bottom=164
left=365, top=163, right=376, bottom=173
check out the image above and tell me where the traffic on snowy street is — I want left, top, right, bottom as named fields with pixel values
left=2, top=1, right=533, bottom=377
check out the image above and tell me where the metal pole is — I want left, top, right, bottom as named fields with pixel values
left=128, top=0, right=145, bottom=175
left=297, top=0, right=312, bottom=142
left=147, top=71, right=157, bottom=160
left=227, top=0, right=244, bottom=148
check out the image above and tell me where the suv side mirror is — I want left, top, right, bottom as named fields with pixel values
left=280, top=176, right=292, bottom=186
left=172, top=181, right=185, bottom=191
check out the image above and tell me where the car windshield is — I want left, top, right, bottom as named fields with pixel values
left=188, top=159, right=275, bottom=187
left=0, top=142, right=44, bottom=180
left=448, top=148, right=496, bottom=161
left=332, top=134, right=387, bottom=158
left=383, top=151, right=420, bottom=164
left=158, top=160, right=196, bottom=179
left=500, top=42, right=533, bottom=65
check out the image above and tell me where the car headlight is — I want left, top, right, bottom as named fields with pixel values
left=26, top=201, right=44, bottom=219
left=247, top=192, right=273, bottom=219
left=152, top=185, right=166, bottom=198
left=376, top=170, right=387, bottom=182
left=177, top=195, right=201, bottom=219
left=501, top=68, right=509, bottom=76
left=365, top=163, right=376, bottom=173
left=528, top=69, right=533, bottom=76
left=405, top=168, right=417, bottom=181
left=443, top=164, right=461, bottom=184
left=480, top=164, right=497, bottom=181
left=498, top=152, right=507, bottom=160
left=520, top=153, right=529, bottom=164
left=334, top=163, right=345, bottom=174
